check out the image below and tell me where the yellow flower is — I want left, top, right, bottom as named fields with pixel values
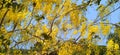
left=63, top=1, right=71, bottom=12
left=102, top=25, right=111, bottom=35
left=73, top=30, right=78, bottom=35
left=51, top=26, right=58, bottom=38
left=100, top=22, right=111, bottom=36
left=66, top=24, right=72, bottom=29
left=114, top=43, right=119, bottom=50
left=33, top=0, right=42, bottom=11
left=107, top=39, right=114, bottom=50
left=70, top=10, right=79, bottom=27
left=42, top=25, right=49, bottom=33
left=89, top=25, right=99, bottom=33
left=87, top=32, right=92, bottom=40
left=43, top=3, right=52, bottom=14
left=35, top=29, right=41, bottom=36
left=79, top=22, right=86, bottom=37
left=47, top=16, right=54, bottom=21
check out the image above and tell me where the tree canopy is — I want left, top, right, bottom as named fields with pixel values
left=0, top=0, right=120, bottom=55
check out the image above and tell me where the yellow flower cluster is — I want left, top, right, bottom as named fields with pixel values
left=79, top=22, right=86, bottom=37
left=32, top=0, right=42, bottom=11
left=114, top=43, right=119, bottom=50
left=35, top=29, right=42, bottom=36
left=58, top=42, right=81, bottom=55
left=87, top=32, right=92, bottom=40
left=63, top=1, right=71, bottom=12
left=107, top=39, right=119, bottom=50
left=43, top=3, right=52, bottom=14
left=86, top=49, right=91, bottom=55
left=50, top=26, right=58, bottom=39
left=99, top=5, right=109, bottom=17
left=87, top=25, right=99, bottom=40
left=115, top=27, right=120, bottom=38
left=100, top=22, right=111, bottom=36
left=0, top=8, right=7, bottom=19
left=42, top=25, right=49, bottom=33
left=107, top=39, right=114, bottom=50
left=70, top=10, right=80, bottom=27
left=73, top=30, right=78, bottom=35
left=66, top=24, right=72, bottom=29
left=6, top=8, right=28, bottom=22
left=89, top=25, right=99, bottom=33
left=106, top=39, right=119, bottom=55
left=47, top=16, right=54, bottom=21
left=42, top=40, right=51, bottom=52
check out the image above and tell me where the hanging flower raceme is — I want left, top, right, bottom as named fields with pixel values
left=107, top=39, right=114, bottom=50
left=100, top=22, right=111, bottom=36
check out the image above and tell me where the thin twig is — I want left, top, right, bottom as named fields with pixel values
left=11, top=37, right=33, bottom=48
left=75, top=25, right=87, bottom=42
left=95, top=2, right=112, bottom=21
left=25, top=13, right=34, bottom=29
left=0, top=9, right=9, bottom=28
left=48, top=1, right=90, bottom=36
left=12, top=22, right=18, bottom=31
left=48, top=2, right=65, bottom=36
left=94, top=5, right=120, bottom=23
left=48, top=16, right=56, bottom=36
left=75, top=5, right=120, bottom=42
left=11, top=29, right=43, bottom=48
left=95, top=22, right=120, bottom=27
left=0, top=0, right=4, bottom=10
left=24, top=6, right=35, bottom=29
left=0, top=3, right=3, bottom=10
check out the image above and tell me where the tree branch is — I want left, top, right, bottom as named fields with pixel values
left=94, top=5, right=120, bottom=23
left=75, top=25, right=87, bottom=42
left=48, top=9, right=78, bottom=36
left=0, top=9, right=9, bottom=28
left=0, top=0, right=5, bottom=10
left=48, top=16, right=56, bottom=36
left=95, top=22, right=120, bottom=27
left=95, top=1, right=112, bottom=21
left=11, top=29, right=43, bottom=48
left=12, top=22, right=18, bottom=31
left=11, top=37, right=33, bottom=48
left=0, top=3, right=3, bottom=10
left=75, top=5, right=120, bottom=42
left=24, top=6, right=35, bottom=29
left=24, top=14, right=34, bottom=29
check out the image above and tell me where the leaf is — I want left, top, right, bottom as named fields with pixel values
left=35, top=15, right=45, bottom=21
left=95, top=0, right=101, bottom=5
left=41, top=33, right=51, bottom=40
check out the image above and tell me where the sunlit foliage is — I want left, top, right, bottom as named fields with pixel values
left=0, top=0, right=120, bottom=55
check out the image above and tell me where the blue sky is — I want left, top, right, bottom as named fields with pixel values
left=8, top=0, right=120, bottom=49
left=71, top=0, right=120, bottom=45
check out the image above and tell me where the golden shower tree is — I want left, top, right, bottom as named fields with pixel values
left=0, top=0, right=120, bottom=55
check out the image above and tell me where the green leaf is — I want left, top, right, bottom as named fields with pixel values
left=41, top=33, right=51, bottom=40
left=35, top=15, right=45, bottom=21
